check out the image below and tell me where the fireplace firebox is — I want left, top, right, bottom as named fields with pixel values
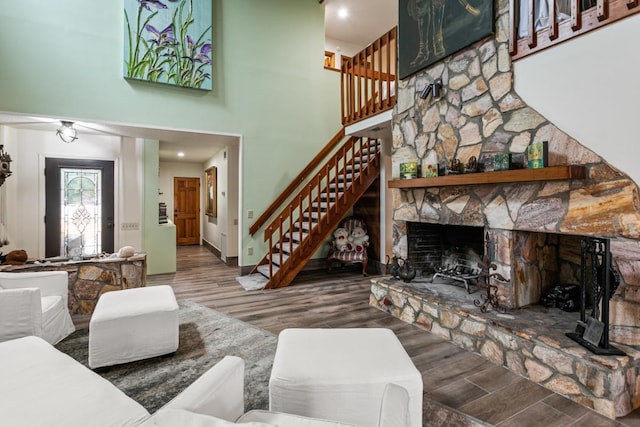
left=406, top=222, right=484, bottom=293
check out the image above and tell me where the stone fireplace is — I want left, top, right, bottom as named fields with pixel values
left=405, top=223, right=588, bottom=310
left=374, top=0, right=640, bottom=419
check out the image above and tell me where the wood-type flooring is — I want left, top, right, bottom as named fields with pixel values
left=142, top=245, right=640, bottom=426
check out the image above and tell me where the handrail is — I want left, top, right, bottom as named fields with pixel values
left=341, top=27, right=397, bottom=126
left=249, top=127, right=347, bottom=236
left=263, top=136, right=376, bottom=243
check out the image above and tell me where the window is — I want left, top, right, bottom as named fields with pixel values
left=61, top=168, right=102, bottom=258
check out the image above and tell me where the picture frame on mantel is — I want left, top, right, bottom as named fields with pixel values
left=398, top=0, right=494, bottom=80
left=205, top=166, right=217, bottom=218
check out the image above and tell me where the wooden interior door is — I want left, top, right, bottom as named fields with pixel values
left=174, top=177, right=200, bottom=245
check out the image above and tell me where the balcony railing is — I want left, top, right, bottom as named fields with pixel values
left=510, top=0, right=640, bottom=59
left=341, top=27, right=397, bottom=126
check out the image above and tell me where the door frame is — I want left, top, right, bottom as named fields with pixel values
left=39, top=154, right=119, bottom=258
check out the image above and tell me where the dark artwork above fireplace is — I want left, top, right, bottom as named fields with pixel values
left=398, top=0, right=494, bottom=79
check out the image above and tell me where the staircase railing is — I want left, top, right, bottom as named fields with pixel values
left=341, top=27, right=397, bottom=126
left=249, top=127, right=346, bottom=236
left=259, top=136, right=380, bottom=288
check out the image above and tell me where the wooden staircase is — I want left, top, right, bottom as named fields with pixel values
left=249, top=133, right=381, bottom=289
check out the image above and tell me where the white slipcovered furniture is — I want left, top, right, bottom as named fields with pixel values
left=0, top=336, right=411, bottom=427
left=89, top=285, right=179, bottom=368
left=0, top=271, right=75, bottom=345
left=269, top=328, right=423, bottom=427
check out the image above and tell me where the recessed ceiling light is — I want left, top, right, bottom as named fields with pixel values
left=177, top=152, right=185, bottom=157
left=338, top=7, right=348, bottom=19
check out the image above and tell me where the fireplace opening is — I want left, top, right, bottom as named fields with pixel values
left=406, top=222, right=484, bottom=289
left=405, top=223, right=598, bottom=311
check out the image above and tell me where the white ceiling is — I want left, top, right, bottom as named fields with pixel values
left=0, top=2, right=396, bottom=163
left=0, top=112, right=236, bottom=163
left=324, top=0, right=397, bottom=47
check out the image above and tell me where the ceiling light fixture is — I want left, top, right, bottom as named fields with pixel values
left=56, top=121, right=78, bottom=143
left=177, top=152, right=185, bottom=157
left=338, top=7, right=348, bottom=19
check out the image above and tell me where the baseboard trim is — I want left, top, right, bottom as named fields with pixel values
left=202, top=240, right=238, bottom=267
left=238, top=257, right=382, bottom=276
left=202, top=239, right=221, bottom=258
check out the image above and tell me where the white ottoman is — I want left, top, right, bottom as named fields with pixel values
left=269, top=328, right=423, bottom=427
left=89, top=285, right=179, bottom=369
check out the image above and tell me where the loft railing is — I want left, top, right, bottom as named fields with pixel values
left=341, top=27, right=397, bottom=126
left=510, top=0, right=640, bottom=59
left=249, top=127, right=345, bottom=236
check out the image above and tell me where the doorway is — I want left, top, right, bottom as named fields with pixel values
left=45, top=158, right=115, bottom=258
left=174, top=177, right=200, bottom=245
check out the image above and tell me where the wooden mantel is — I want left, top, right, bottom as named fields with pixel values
left=388, top=165, right=586, bottom=189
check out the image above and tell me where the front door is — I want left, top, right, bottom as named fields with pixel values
left=174, top=177, right=200, bottom=245
left=45, top=158, right=115, bottom=258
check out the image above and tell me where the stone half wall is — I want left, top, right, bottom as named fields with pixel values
left=391, top=1, right=640, bottom=344
left=0, top=254, right=147, bottom=315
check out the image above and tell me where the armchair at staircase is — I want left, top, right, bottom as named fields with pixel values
left=327, top=216, right=369, bottom=276
left=0, top=271, right=75, bottom=345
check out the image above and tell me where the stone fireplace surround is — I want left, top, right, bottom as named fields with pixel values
left=380, top=0, right=640, bottom=419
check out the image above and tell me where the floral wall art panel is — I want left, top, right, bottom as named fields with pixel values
left=124, top=0, right=212, bottom=90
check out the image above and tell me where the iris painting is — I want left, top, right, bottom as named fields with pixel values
left=124, top=0, right=212, bottom=90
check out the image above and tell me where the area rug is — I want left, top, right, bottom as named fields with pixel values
left=55, top=300, right=277, bottom=413
left=236, top=273, right=267, bottom=291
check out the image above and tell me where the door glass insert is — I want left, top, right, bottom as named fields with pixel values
left=60, top=168, right=102, bottom=258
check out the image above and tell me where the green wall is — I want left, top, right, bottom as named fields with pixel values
left=0, top=0, right=341, bottom=266
left=143, top=140, right=177, bottom=274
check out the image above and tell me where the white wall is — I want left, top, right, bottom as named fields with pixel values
left=0, top=127, right=18, bottom=252
left=119, top=137, right=144, bottom=251
left=514, top=15, right=640, bottom=186
left=203, top=143, right=239, bottom=261
left=0, top=126, right=146, bottom=259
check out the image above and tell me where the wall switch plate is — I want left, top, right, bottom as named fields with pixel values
left=247, top=209, right=254, bottom=219
left=121, top=222, right=140, bottom=231
left=247, top=247, right=253, bottom=256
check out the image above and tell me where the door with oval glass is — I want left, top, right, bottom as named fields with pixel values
left=45, top=158, right=115, bottom=258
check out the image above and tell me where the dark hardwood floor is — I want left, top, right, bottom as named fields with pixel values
left=145, top=245, right=639, bottom=427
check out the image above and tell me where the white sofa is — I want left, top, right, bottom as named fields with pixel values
left=0, top=336, right=411, bottom=427
left=0, top=271, right=75, bottom=344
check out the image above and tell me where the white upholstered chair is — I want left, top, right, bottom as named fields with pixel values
left=147, top=356, right=412, bottom=427
left=0, top=271, right=75, bottom=344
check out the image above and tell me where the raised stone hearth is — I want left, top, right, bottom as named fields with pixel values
left=370, top=278, right=640, bottom=419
